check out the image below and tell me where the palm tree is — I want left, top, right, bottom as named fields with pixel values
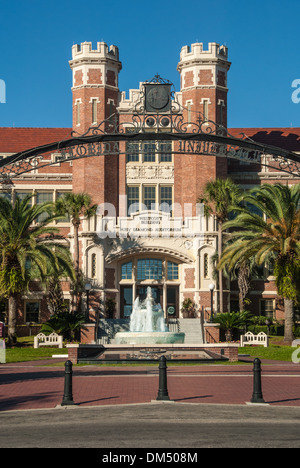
left=218, top=183, right=300, bottom=343
left=55, top=193, right=97, bottom=312
left=213, top=311, right=245, bottom=342
left=45, top=261, right=73, bottom=316
left=198, top=178, right=242, bottom=313
left=0, top=195, right=75, bottom=345
left=41, top=309, right=86, bottom=341
left=211, top=250, right=254, bottom=313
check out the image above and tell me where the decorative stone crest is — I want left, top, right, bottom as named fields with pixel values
left=126, top=165, right=174, bottom=181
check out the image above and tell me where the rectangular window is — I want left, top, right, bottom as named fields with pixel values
left=143, top=186, right=156, bottom=211
left=143, top=142, right=156, bottom=162
left=127, top=186, right=139, bottom=215
left=15, top=191, right=31, bottom=201
left=92, top=99, right=97, bottom=123
left=126, top=142, right=140, bottom=162
left=122, top=286, right=133, bottom=318
left=36, top=192, right=53, bottom=204
left=0, top=192, right=11, bottom=201
left=160, top=186, right=172, bottom=214
left=267, top=258, right=275, bottom=276
left=109, top=101, right=114, bottom=121
left=76, top=101, right=80, bottom=126
left=167, top=262, right=178, bottom=280
left=36, top=192, right=53, bottom=223
left=137, top=259, right=162, bottom=280
left=187, top=102, right=192, bottom=124
left=203, top=100, right=209, bottom=122
left=121, top=261, right=133, bottom=280
left=159, top=142, right=172, bottom=162
left=25, top=301, right=40, bottom=323
left=260, top=299, right=274, bottom=318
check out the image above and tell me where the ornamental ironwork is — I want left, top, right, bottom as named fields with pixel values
left=0, top=76, right=300, bottom=179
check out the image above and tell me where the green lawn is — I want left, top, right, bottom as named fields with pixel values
left=5, top=347, right=67, bottom=363
left=2, top=336, right=298, bottom=364
left=239, top=345, right=296, bottom=362
left=3, top=336, right=68, bottom=363
left=239, top=336, right=298, bottom=362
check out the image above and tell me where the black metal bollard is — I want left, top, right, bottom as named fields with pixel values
left=250, top=357, right=265, bottom=404
left=156, top=355, right=170, bottom=401
left=61, top=360, right=75, bottom=406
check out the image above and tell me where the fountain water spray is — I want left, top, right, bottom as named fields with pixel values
left=130, top=287, right=168, bottom=333
left=114, top=287, right=185, bottom=345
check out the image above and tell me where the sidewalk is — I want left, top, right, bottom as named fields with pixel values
left=1, top=358, right=300, bottom=411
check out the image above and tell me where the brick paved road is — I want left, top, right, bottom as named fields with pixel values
left=1, top=359, right=300, bottom=411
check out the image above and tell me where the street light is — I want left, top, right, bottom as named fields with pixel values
left=85, top=283, right=92, bottom=323
left=209, top=283, right=215, bottom=322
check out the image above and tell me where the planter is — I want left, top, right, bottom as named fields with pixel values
left=181, top=298, right=196, bottom=319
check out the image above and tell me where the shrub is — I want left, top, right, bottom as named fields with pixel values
left=41, top=310, right=86, bottom=341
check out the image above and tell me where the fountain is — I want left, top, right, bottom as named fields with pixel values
left=69, top=287, right=237, bottom=363
left=114, top=287, right=185, bottom=345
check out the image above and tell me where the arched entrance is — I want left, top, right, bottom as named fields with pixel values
left=119, top=256, right=180, bottom=319
left=106, top=246, right=194, bottom=320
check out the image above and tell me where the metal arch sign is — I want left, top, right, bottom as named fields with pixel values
left=0, top=113, right=300, bottom=179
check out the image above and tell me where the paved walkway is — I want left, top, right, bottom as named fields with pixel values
left=1, top=358, right=300, bottom=411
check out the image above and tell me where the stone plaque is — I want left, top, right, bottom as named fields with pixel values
left=144, top=84, right=171, bottom=113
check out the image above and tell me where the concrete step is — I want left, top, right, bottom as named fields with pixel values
left=179, top=318, right=204, bottom=344
left=97, top=318, right=204, bottom=345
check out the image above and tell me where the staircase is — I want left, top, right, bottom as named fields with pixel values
left=97, top=319, right=130, bottom=344
left=179, top=318, right=204, bottom=344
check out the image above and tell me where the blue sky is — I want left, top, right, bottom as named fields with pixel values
left=0, top=0, right=300, bottom=129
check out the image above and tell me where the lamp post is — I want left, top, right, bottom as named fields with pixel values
left=209, top=283, right=215, bottom=322
left=85, top=283, right=92, bottom=323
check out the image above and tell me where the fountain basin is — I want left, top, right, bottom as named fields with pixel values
left=114, top=331, right=185, bottom=345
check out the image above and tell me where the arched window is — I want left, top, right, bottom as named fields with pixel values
left=204, top=253, right=209, bottom=278
left=91, top=253, right=97, bottom=278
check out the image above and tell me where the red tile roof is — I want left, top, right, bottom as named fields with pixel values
left=0, top=128, right=72, bottom=153
left=228, top=128, right=300, bottom=151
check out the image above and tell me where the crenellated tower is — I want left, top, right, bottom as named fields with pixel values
left=69, top=41, right=122, bottom=131
left=69, top=41, right=122, bottom=207
left=175, top=43, right=231, bottom=213
left=177, top=42, right=230, bottom=127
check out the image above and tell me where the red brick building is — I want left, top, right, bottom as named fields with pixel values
left=0, top=41, right=299, bottom=337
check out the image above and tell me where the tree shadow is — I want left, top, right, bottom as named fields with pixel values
left=0, top=391, right=61, bottom=411
left=174, top=395, right=213, bottom=402
left=266, top=397, right=300, bottom=404
left=78, top=396, right=119, bottom=405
